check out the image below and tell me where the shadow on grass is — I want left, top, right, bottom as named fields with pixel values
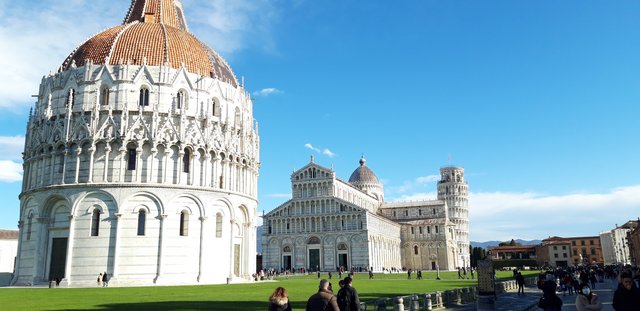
left=46, top=300, right=308, bottom=311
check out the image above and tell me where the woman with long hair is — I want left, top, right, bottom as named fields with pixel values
left=268, top=287, right=292, bottom=311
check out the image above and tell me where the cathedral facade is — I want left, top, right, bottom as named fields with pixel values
left=262, top=157, right=470, bottom=272
left=13, top=0, right=259, bottom=287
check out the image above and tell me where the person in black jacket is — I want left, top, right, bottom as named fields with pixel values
left=337, top=277, right=361, bottom=311
left=612, top=273, right=640, bottom=311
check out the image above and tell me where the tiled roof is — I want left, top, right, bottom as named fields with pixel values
left=62, top=0, right=237, bottom=86
left=0, top=230, right=19, bottom=240
left=348, top=156, right=380, bottom=185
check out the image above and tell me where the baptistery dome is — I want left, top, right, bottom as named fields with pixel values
left=62, top=0, right=237, bottom=86
left=14, top=0, right=258, bottom=288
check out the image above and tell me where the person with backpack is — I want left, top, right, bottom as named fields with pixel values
left=306, top=279, right=339, bottom=311
left=337, top=277, right=361, bottom=311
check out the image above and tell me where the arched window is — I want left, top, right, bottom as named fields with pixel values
left=212, top=99, right=221, bottom=116
left=435, top=225, right=439, bottom=234
left=234, top=107, right=241, bottom=126
left=414, top=245, right=419, bottom=255
left=139, top=88, right=149, bottom=106
left=127, top=148, right=137, bottom=170
left=177, top=90, right=186, bottom=109
left=215, top=213, right=223, bottom=238
left=427, top=226, right=431, bottom=234
left=411, top=227, right=414, bottom=234
left=137, top=210, right=146, bottom=236
left=91, top=209, right=100, bottom=236
left=179, top=210, right=189, bottom=236
left=100, top=86, right=110, bottom=106
left=26, top=214, right=33, bottom=240
left=183, top=149, right=191, bottom=173
left=307, top=236, right=321, bottom=244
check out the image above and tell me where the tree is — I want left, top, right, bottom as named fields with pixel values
left=498, top=239, right=521, bottom=246
left=470, top=246, right=487, bottom=267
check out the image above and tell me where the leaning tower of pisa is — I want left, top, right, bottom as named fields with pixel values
left=437, top=166, right=470, bottom=268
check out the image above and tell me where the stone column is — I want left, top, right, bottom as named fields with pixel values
left=103, top=145, right=111, bottom=182
left=60, top=148, right=69, bottom=184
left=154, top=214, right=168, bottom=284
left=87, top=145, right=96, bottom=183
left=111, top=213, right=122, bottom=283
left=135, top=146, right=143, bottom=182
left=197, top=216, right=207, bottom=282
left=149, top=147, right=157, bottom=183
left=49, top=153, right=56, bottom=185
left=62, top=215, right=75, bottom=287
left=74, top=146, right=82, bottom=183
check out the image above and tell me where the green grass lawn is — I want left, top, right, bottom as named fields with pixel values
left=0, top=270, right=539, bottom=310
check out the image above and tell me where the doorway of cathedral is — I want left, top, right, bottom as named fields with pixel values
left=283, top=255, right=292, bottom=270
left=431, top=262, right=437, bottom=270
left=49, top=238, right=68, bottom=281
left=308, top=249, right=320, bottom=271
left=338, top=254, right=348, bottom=270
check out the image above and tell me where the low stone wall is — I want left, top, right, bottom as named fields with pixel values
left=359, top=277, right=537, bottom=310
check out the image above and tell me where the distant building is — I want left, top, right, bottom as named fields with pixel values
left=536, top=240, right=572, bottom=267
left=488, top=245, right=537, bottom=262
left=627, top=219, right=640, bottom=265
left=0, top=230, right=18, bottom=286
left=600, top=222, right=636, bottom=265
left=262, top=156, right=470, bottom=272
left=542, top=236, right=603, bottom=265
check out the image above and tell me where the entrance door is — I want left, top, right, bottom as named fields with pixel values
left=49, top=238, right=68, bottom=281
left=308, top=249, right=320, bottom=271
left=431, top=262, right=437, bottom=270
left=283, top=255, right=292, bottom=270
left=338, top=253, right=348, bottom=270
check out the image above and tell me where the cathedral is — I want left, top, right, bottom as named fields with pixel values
left=262, top=156, right=470, bottom=272
left=12, top=0, right=259, bottom=286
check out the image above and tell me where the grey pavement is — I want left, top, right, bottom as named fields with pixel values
left=557, top=279, right=616, bottom=311
left=446, top=278, right=617, bottom=310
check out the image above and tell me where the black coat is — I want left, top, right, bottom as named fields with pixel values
left=612, top=285, right=640, bottom=311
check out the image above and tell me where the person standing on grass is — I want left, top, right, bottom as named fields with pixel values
left=268, top=287, right=293, bottom=311
left=337, top=277, right=361, bottom=311
left=97, top=272, right=103, bottom=287
left=306, top=279, right=339, bottom=311
left=102, top=271, right=109, bottom=287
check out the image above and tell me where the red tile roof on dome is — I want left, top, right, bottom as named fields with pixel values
left=62, top=0, right=237, bottom=86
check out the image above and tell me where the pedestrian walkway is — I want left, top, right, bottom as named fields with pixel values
left=443, top=278, right=618, bottom=310
left=557, top=279, right=616, bottom=311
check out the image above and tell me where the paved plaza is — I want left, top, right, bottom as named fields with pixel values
left=447, top=278, right=617, bottom=310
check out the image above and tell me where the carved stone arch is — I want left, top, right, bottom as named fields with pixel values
left=122, top=191, right=164, bottom=216
left=167, top=194, right=204, bottom=218
left=73, top=191, right=117, bottom=216
left=307, top=236, right=321, bottom=244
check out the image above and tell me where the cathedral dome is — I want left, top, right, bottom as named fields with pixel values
left=61, top=0, right=237, bottom=87
left=348, top=156, right=380, bottom=184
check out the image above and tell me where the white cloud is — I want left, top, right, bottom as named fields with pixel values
left=0, top=136, right=24, bottom=160
left=0, top=160, right=22, bottom=182
left=322, top=149, right=336, bottom=158
left=387, top=174, right=440, bottom=195
left=304, top=143, right=320, bottom=153
left=0, top=1, right=122, bottom=110
left=304, top=143, right=337, bottom=158
left=184, top=0, right=281, bottom=55
left=469, top=185, right=640, bottom=241
left=252, top=88, right=282, bottom=97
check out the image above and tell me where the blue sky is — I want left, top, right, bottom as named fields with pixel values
left=0, top=0, right=638, bottom=241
